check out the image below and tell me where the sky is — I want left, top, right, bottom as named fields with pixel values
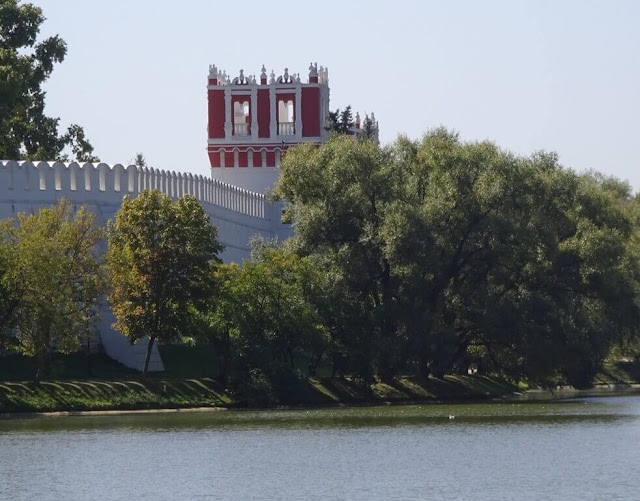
left=34, top=0, right=640, bottom=187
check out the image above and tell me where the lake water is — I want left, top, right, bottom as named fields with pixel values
left=1, top=396, right=640, bottom=500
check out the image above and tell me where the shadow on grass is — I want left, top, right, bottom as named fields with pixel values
left=596, top=361, right=640, bottom=386
left=0, top=376, right=235, bottom=413
left=309, top=374, right=520, bottom=405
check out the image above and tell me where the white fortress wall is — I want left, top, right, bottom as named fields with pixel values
left=0, top=160, right=292, bottom=371
left=0, top=160, right=284, bottom=252
left=210, top=164, right=280, bottom=194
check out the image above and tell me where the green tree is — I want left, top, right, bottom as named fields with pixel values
left=63, top=124, right=99, bottom=162
left=307, top=251, right=375, bottom=382
left=0, top=200, right=105, bottom=378
left=133, top=153, right=147, bottom=168
left=205, top=247, right=329, bottom=376
left=0, top=244, right=19, bottom=353
left=107, top=190, right=223, bottom=375
left=325, top=110, right=340, bottom=133
left=275, top=135, right=396, bottom=380
left=325, top=106, right=354, bottom=135
left=339, top=106, right=354, bottom=134
left=389, top=136, right=640, bottom=385
left=275, top=131, right=640, bottom=387
left=0, top=0, right=98, bottom=161
left=362, top=114, right=378, bottom=141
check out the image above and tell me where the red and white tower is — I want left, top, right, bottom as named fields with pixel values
left=207, top=63, right=330, bottom=193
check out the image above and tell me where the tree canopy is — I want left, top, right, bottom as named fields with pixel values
left=107, top=190, right=223, bottom=374
left=0, top=200, right=105, bottom=378
left=0, top=0, right=98, bottom=161
left=325, top=106, right=354, bottom=135
left=274, top=131, right=640, bottom=387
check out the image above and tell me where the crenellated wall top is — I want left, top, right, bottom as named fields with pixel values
left=0, top=160, right=269, bottom=220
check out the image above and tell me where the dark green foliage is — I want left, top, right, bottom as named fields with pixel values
left=325, top=106, right=354, bottom=135
left=198, top=246, right=331, bottom=401
left=0, top=200, right=105, bottom=379
left=273, top=130, right=640, bottom=388
left=362, top=114, right=377, bottom=140
left=63, top=124, right=99, bottom=162
left=0, top=248, right=19, bottom=353
left=133, top=153, right=147, bottom=168
left=0, top=352, right=137, bottom=381
left=0, top=0, right=98, bottom=161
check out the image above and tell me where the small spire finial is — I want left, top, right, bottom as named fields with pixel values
left=261, top=65, right=267, bottom=80
left=269, top=69, right=275, bottom=84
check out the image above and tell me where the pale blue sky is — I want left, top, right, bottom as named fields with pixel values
left=35, top=0, right=640, bottom=187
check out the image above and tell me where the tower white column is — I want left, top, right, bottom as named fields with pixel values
left=321, top=85, right=329, bottom=140
left=295, top=84, right=302, bottom=139
left=224, top=87, right=232, bottom=139
left=269, top=87, right=277, bottom=138
left=251, top=86, right=258, bottom=140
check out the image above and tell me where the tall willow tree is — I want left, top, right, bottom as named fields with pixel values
left=274, top=131, right=640, bottom=387
left=107, top=191, right=223, bottom=375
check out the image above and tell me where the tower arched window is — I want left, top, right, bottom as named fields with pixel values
left=233, top=100, right=250, bottom=136
left=278, top=100, right=294, bottom=136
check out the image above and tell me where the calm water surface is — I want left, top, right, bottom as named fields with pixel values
left=1, top=396, right=640, bottom=500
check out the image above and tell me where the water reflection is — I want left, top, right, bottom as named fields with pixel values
left=1, top=396, right=640, bottom=501
left=1, top=397, right=638, bottom=434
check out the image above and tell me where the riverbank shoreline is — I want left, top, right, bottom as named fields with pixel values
left=2, top=376, right=639, bottom=420
left=0, top=406, right=228, bottom=420
left=0, top=373, right=520, bottom=416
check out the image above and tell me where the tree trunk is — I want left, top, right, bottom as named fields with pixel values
left=35, top=328, right=52, bottom=382
left=35, top=350, right=51, bottom=382
left=217, top=336, right=229, bottom=384
left=86, top=335, right=93, bottom=377
left=378, top=258, right=396, bottom=375
left=143, top=335, right=156, bottom=377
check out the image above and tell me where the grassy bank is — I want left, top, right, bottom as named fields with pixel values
left=0, top=373, right=523, bottom=414
left=0, top=378, right=232, bottom=414
left=1, top=347, right=639, bottom=414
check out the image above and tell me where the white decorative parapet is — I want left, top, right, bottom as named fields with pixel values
left=0, top=160, right=268, bottom=219
left=211, top=64, right=328, bottom=87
